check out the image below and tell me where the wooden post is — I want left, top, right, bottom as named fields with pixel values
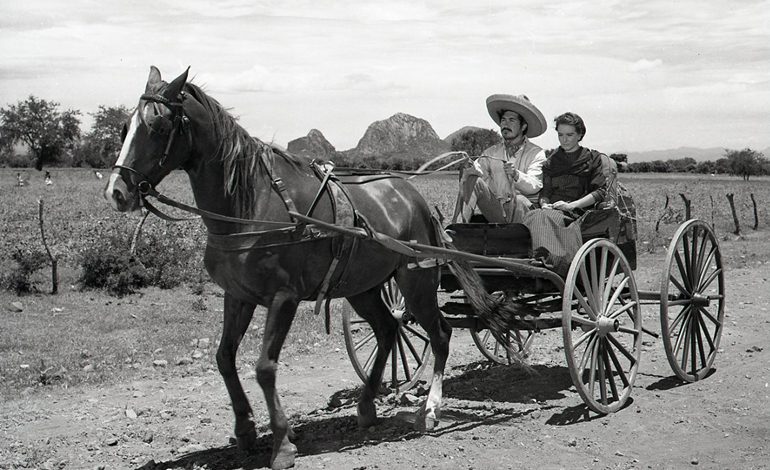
left=726, top=193, right=740, bottom=235
left=750, top=193, right=759, bottom=230
left=130, top=208, right=150, bottom=255
left=679, top=193, right=691, bottom=220
left=37, top=199, right=58, bottom=295
left=655, top=194, right=670, bottom=232
left=709, top=194, right=715, bottom=228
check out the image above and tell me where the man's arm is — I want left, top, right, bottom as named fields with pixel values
left=514, top=149, right=546, bottom=196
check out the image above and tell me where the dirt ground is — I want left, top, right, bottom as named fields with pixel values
left=2, top=236, right=770, bottom=470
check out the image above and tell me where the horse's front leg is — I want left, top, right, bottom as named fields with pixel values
left=257, top=288, right=299, bottom=470
left=216, top=294, right=258, bottom=449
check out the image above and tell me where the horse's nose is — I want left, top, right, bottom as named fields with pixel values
left=105, top=173, right=131, bottom=211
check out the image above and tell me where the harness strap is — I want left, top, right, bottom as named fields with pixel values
left=306, top=161, right=335, bottom=218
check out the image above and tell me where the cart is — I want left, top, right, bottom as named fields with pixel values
left=342, top=193, right=725, bottom=414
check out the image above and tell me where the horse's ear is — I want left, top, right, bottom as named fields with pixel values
left=146, top=66, right=162, bottom=93
left=165, top=67, right=189, bottom=98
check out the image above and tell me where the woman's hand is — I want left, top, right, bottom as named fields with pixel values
left=551, top=200, right=574, bottom=212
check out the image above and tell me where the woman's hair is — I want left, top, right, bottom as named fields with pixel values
left=554, top=112, right=586, bottom=138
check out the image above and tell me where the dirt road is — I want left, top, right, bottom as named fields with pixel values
left=2, top=243, right=770, bottom=470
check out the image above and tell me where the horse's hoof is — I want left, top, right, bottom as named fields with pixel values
left=414, top=407, right=440, bottom=432
left=271, top=442, right=297, bottom=470
left=235, top=428, right=258, bottom=451
left=357, top=401, right=377, bottom=428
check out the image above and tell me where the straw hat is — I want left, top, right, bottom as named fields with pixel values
left=486, top=94, right=547, bottom=138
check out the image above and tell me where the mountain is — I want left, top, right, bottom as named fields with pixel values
left=286, top=129, right=339, bottom=160
left=443, top=126, right=486, bottom=145
left=343, top=112, right=450, bottom=164
left=625, top=147, right=729, bottom=163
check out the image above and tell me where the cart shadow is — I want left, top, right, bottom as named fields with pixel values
left=443, top=360, right=574, bottom=404
left=545, top=397, right=634, bottom=426
left=644, top=368, right=716, bottom=391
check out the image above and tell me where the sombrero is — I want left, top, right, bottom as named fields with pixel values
left=486, top=94, right=547, bottom=138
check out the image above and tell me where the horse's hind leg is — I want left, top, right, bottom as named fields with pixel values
left=346, top=286, right=399, bottom=428
left=256, top=288, right=300, bottom=470
left=216, top=294, right=258, bottom=449
left=396, top=267, right=451, bottom=431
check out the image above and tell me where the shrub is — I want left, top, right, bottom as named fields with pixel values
left=3, top=249, right=48, bottom=294
left=79, top=237, right=147, bottom=296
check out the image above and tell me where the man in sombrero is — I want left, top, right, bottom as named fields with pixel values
left=457, top=94, right=547, bottom=224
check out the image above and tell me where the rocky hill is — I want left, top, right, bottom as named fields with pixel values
left=286, top=129, right=340, bottom=160
left=339, top=113, right=450, bottom=167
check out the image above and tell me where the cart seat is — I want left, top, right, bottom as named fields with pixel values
left=444, top=222, right=531, bottom=258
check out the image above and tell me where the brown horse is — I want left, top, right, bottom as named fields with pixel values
left=104, top=66, right=451, bottom=469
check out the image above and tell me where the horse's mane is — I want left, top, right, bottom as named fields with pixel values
left=183, top=82, right=304, bottom=217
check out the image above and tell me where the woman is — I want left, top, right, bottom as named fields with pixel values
left=522, top=112, right=607, bottom=276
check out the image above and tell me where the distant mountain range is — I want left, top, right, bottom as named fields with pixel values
left=286, top=113, right=768, bottom=165
left=626, top=147, right=770, bottom=163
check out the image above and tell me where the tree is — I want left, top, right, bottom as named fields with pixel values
left=76, top=105, right=131, bottom=168
left=450, top=128, right=500, bottom=157
left=0, top=96, right=81, bottom=169
left=668, top=157, right=697, bottom=173
left=725, top=148, right=764, bottom=181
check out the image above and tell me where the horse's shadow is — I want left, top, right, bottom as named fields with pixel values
left=138, top=407, right=510, bottom=470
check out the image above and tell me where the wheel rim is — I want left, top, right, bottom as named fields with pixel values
left=342, top=278, right=432, bottom=393
left=563, top=239, right=642, bottom=414
left=661, top=220, right=725, bottom=382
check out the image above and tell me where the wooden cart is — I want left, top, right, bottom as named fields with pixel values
left=342, top=199, right=725, bottom=414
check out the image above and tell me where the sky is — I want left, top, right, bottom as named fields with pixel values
left=1, top=0, right=769, bottom=154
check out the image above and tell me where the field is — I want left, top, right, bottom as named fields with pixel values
left=1, top=168, right=770, bottom=469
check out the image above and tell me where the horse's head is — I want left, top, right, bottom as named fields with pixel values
left=105, top=66, right=198, bottom=211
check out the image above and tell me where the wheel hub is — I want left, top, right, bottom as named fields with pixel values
left=597, top=316, right=620, bottom=336
left=691, top=293, right=711, bottom=307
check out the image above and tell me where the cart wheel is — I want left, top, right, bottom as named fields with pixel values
left=661, top=219, right=725, bottom=382
left=470, top=326, right=535, bottom=364
left=469, top=293, right=546, bottom=364
left=342, top=277, right=432, bottom=393
left=563, top=239, right=642, bottom=414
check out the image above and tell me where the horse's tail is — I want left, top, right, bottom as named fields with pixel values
left=444, top=249, right=532, bottom=372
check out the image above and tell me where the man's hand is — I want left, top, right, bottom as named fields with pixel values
left=503, top=162, right=519, bottom=181
left=462, top=159, right=483, bottom=178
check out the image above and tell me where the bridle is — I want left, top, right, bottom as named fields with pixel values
left=111, top=90, right=300, bottom=227
left=113, top=91, right=191, bottom=196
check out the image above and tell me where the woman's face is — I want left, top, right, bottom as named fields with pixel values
left=557, top=124, right=582, bottom=153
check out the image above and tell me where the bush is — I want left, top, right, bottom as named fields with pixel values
left=3, top=249, right=48, bottom=294
left=79, top=237, right=147, bottom=296
left=133, top=224, right=202, bottom=289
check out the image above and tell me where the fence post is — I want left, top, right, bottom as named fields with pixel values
left=726, top=193, right=740, bottom=235
left=655, top=194, right=670, bottom=232
left=750, top=193, right=758, bottom=230
left=37, top=199, right=58, bottom=295
left=679, top=193, right=691, bottom=220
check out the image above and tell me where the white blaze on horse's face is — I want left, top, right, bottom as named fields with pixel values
left=105, top=110, right=141, bottom=211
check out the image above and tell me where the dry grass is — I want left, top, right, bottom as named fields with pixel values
left=2, top=168, right=769, bottom=400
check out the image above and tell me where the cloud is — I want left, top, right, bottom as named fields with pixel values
left=629, top=58, right=663, bottom=72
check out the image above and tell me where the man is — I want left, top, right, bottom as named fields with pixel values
left=458, top=94, right=547, bottom=223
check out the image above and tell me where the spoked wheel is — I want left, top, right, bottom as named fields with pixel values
left=661, top=219, right=725, bottom=382
left=563, top=239, right=642, bottom=414
left=470, top=326, right=535, bottom=364
left=469, top=293, right=551, bottom=364
left=342, top=278, right=432, bottom=393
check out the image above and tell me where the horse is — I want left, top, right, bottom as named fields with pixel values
left=104, top=66, right=452, bottom=469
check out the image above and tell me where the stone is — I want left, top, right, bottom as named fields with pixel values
left=8, top=302, right=23, bottom=312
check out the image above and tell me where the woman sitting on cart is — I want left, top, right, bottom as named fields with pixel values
left=523, top=112, right=607, bottom=276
